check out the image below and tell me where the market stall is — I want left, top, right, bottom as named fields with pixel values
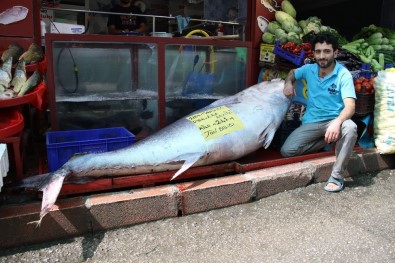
left=257, top=0, right=395, bottom=153
left=0, top=0, right=394, bottom=195
left=0, top=0, right=47, bottom=182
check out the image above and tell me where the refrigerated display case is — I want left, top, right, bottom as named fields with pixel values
left=45, top=33, right=254, bottom=135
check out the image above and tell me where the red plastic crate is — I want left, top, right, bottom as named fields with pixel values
left=0, top=109, right=24, bottom=139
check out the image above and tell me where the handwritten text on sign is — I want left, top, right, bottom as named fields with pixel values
left=186, top=106, right=244, bottom=140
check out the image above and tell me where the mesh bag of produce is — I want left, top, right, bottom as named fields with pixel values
left=373, top=69, right=395, bottom=154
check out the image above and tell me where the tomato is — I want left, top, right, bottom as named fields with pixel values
left=293, top=47, right=301, bottom=54
left=354, top=83, right=362, bottom=93
left=354, top=79, right=362, bottom=85
left=358, top=76, right=366, bottom=82
left=365, top=83, right=373, bottom=93
left=282, top=42, right=296, bottom=51
left=301, top=42, right=311, bottom=51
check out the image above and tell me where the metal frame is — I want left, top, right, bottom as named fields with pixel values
left=45, top=33, right=254, bottom=130
left=41, top=6, right=243, bottom=35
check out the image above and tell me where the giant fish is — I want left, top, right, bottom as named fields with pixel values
left=16, top=79, right=291, bottom=225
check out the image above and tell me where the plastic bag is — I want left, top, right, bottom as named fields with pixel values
left=373, top=69, right=395, bottom=154
left=182, top=72, right=215, bottom=96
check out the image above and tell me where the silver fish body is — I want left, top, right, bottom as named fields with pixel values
left=0, top=89, right=15, bottom=99
left=11, top=60, right=27, bottom=93
left=19, top=43, right=44, bottom=64
left=67, top=79, right=290, bottom=179
left=1, top=43, right=24, bottom=64
left=17, top=79, right=291, bottom=225
left=0, top=57, right=12, bottom=91
left=17, top=70, right=41, bottom=96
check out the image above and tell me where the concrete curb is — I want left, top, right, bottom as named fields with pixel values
left=0, top=149, right=394, bottom=249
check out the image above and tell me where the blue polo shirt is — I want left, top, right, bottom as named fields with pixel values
left=294, top=62, right=356, bottom=124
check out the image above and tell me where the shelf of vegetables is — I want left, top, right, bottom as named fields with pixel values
left=257, top=0, right=395, bottom=152
left=261, top=1, right=347, bottom=45
left=342, top=25, right=395, bottom=72
left=260, top=0, right=395, bottom=75
left=261, top=0, right=348, bottom=69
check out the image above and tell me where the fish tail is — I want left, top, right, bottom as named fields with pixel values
left=17, top=168, right=69, bottom=227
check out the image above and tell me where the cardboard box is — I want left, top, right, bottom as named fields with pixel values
left=259, top=44, right=276, bottom=63
left=50, top=22, right=85, bottom=34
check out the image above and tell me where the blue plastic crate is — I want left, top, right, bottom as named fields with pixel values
left=273, top=41, right=306, bottom=66
left=46, top=127, right=135, bottom=172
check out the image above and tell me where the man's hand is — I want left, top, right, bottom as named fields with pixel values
left=283, top=69, right=296, bottom=97
left=283, top=82, right=296, bottom=97
left=325, top=118, right=342, bottom=143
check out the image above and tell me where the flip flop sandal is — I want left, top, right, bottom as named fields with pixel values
left=324, top=176, right=344, bottom=192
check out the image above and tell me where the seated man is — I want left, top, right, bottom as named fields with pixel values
left=107, top=0, right=146, bottom=35
left=281, top=32, right=358, bottom=192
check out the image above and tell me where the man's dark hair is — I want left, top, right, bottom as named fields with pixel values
left=312, top=32, right=339, bottom=51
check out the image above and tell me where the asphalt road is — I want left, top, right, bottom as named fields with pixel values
left=1, top=169, right=394, bottom=263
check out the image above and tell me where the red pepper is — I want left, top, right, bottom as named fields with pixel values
left=282, top=42, right=296, bottom=51
left=354, top=79, right=362, bottom=85
left=292, top=47, right=301, bottom=54
left=306, top=52, right=314, bottom=58
left=301, top=43, right=311, bottom=50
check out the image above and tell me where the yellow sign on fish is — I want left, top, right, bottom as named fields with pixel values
left=186, top=106, right=244, bottom=140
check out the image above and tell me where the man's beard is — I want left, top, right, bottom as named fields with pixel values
left=317, top=57, right=334, bottom=69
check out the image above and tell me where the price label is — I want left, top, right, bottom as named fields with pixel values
left=186, top=106, right=244, bottom=140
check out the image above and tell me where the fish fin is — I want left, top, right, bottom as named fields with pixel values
left=259, top=119, right=278, bottom=149
left=170, top=153, right=202, bottom=181
left=17, top=169, right=69, bottom=227
left=16, top=172, right=52, bottom=189
left=34, top=175, right=65, bottom=227
left=263, top=128, right=277, bottom=149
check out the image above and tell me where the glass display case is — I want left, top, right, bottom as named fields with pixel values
left=46, top=34, right=252, bottom=137
left=164, top=44, right=247, bottom=123
left=50, top=40, right=158, bottom=135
